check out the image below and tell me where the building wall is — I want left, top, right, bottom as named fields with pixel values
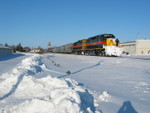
left=0, top=47, right=13, bottom=58
left=136, top=40, right=150, bottom=55
left=119, top=40, right=150, bottom=55
left=119, top=42, right=136, bottom=55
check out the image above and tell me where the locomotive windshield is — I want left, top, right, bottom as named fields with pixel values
left=103, top=34, right=115, bottom=39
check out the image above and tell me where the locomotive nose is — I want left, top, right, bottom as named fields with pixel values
left=106, top=39, right=116, bottom=46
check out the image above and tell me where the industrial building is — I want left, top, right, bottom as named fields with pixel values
left=119, top=40, right=150, bottom=55
left=0, top=45, right=13, bottom=58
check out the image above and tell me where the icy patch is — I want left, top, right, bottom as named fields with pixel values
left=105, top=46, right=122, bottom=56
left=98, top=91, right=111, bottom=102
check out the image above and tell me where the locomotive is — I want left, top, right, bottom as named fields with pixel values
left=51, top=34, right=119, bottom=56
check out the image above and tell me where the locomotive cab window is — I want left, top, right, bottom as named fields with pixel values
left=103, top=34, right=115, bottom=39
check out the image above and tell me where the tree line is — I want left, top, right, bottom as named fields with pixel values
left=4, top=43, right=31, bottom=53
left=4, top=43, right=47, bottom=53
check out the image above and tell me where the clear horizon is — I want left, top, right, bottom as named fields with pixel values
left=0, top=0, right=150, bottom=48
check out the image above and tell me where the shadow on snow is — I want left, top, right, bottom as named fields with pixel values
left=0, top=61, right=43, bottom=100
left=117, top=101, right=138, bottom=113
left=0, top=53, right=25, bottom=61
left=58, top=61, right=102, bottom=78
left=0, top=74, right=24, bottom=100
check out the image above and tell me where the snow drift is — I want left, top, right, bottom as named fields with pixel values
left=105, top=46, right=122, bottom=56
left=0, top=54, right=98, bottom=113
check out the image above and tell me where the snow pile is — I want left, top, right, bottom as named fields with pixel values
left=105, top=46, right=122, bottom=56
left=98, top=91, right=111, bottom=102
left=1, top=76, right=97, bottom=113
left=0, top=54, right=43, bottom=98
left=0, top=55, right=98, bottom=113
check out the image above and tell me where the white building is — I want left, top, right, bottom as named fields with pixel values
left=119, top=40, right=150, bottom=55
left=0, top=45, right=13, bottom=58
left=30, top=48, right=44, bottom=53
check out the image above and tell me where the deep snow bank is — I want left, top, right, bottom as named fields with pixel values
left=0, top=54, right=99, bottom=113
left=7, top=76, right=96, bottom=113
left=105, top=46, right=122, bottom=56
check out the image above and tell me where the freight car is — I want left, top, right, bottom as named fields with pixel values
left=52, top=43, right=73, bottom=54
left=51, top=34, right=119, bottom=56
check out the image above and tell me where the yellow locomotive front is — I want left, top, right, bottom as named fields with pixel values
left=103, top=35, right=121, bottom=56
left=106, top=38, right=116, bottom=46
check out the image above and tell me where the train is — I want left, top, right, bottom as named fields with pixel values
left=49, top=34, right=120, bottom=56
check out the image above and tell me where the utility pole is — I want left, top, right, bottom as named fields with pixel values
left=136, top=32, right=140, bottom=39
left=48, top=42, right=51, bottom=49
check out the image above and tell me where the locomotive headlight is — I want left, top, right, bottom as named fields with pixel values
left=113, top=39, right=116, bottom=44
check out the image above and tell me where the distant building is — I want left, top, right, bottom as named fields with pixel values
left=0, top=45, right=13, bottom=58
left=119, top=40, right=150, bottom=55
left=30, top=48, right=44, bottom=54
left=24, top=47, right=31, bottom=52
left=119, top=41, right=136, bottom=55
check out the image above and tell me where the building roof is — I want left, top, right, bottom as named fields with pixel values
left=120, top=41, right=135, bottom=44
left=0, top=45, right=12, bottom=49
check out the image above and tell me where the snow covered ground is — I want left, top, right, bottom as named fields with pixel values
left=0, top=53, right=150, bottom=113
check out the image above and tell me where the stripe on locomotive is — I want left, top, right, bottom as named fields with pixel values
left=72, top=45, right=82, bottom=48
left=86, top=41, right=106, bottom=46
left=72, top=40, right=106, bottom=48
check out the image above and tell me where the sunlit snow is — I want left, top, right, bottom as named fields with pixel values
left=0, top=53, right=150, bottom=113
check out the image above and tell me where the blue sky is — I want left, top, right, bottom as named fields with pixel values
left=0, top=0, right=150, bottom=48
